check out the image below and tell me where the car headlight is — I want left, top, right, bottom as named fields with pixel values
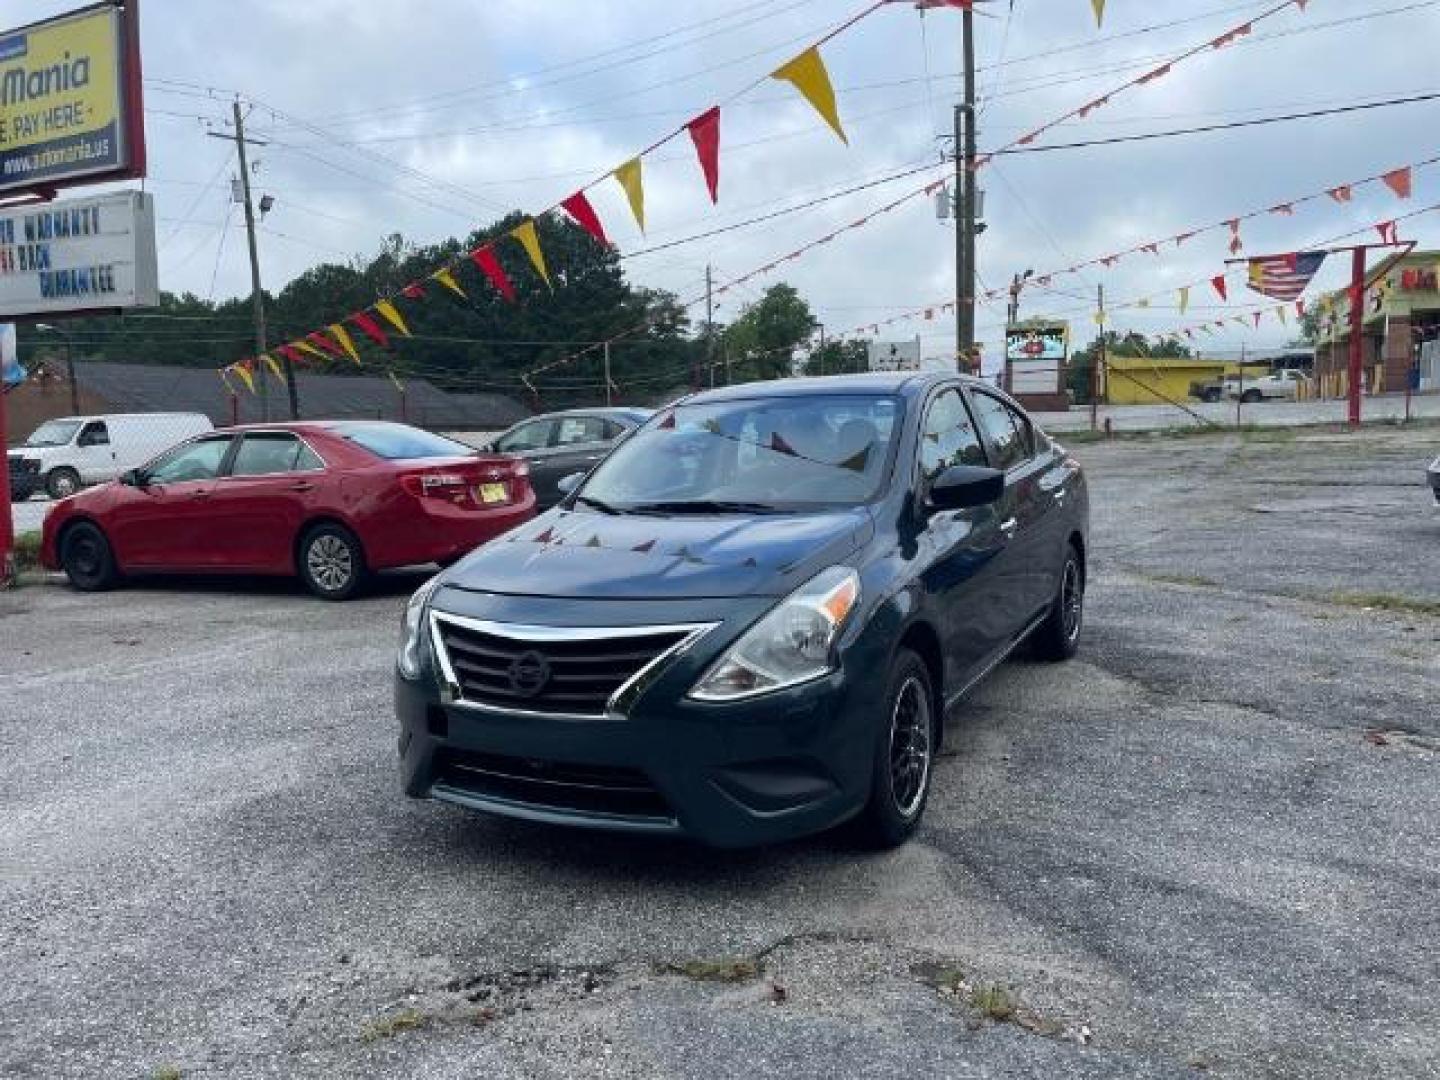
left=689, top=566, right=860, bottom=702
left=397, top=575, right=442, bottom=680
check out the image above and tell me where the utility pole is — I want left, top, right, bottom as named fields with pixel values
left=955, top=4, right=977, bottom=373
left=210, top=101, right=294, bottom=419
left=702, top=263, right=714, bottom=394
left=817, top=324, right=826, bottom=376
left=1091, top=284, right=1104, bottom=432
left=603, top=341, right=612, bottom=406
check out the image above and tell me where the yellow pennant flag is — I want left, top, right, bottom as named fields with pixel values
left=431, top=267, right=467, bottom=301
left=1092, top=310, right=1106, bottom=325
left=771, top=46, right=847, bottom=144
left=327, top=324, right=360, bottom=363
left=510, top=219, right=551, bottom=289
left=1178, top=286, right=1190, bottom=315
left=375, top=299, right=412, bottom=337
left=260, top=353, right=284, bottom=380
left=613, top=157, right=645, bottom=232
left=293, top=341, right=328, bottom=362
left=1091, top=0, right=1105, bottom=27
left=231, top=363, right=255, bottom=394
left=387, top=369, right=405, bottom=393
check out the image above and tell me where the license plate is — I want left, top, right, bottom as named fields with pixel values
left=477, top=482, right=508, bottom=505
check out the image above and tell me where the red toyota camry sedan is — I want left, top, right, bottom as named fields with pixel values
left=40, top=421, right=535, bottom=599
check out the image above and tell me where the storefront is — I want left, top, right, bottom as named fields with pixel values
left=1313, top=249, right=1440, bottom=396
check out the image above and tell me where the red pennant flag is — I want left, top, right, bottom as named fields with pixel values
left=1078, top=95, right=1109, bottom=119
left=1381, top=166, right=1412, bottom=199
left=1253, top=311, right=1262, bottom=328
left=1376, top=220, right=1398, bottom=244
left=1328, top=185, right=1352, bottom=203
left=560, top=191, right=609, bottom=246
left=306, top=330, right=345, bottom=358
left=471, top=246, right=516, bottom=302
left=1228, top=219, right=1242, bottom=254
left=276, top=344, right=306, bottom=366
left=1142, top=243, right=1159, bottom=255
left=1101, top=255, right=1118, bottom=267
left=686, top=106, right=721, bottom=203
left=401, top=283, right=425, bottom=301
left=350, top=311, right=390, bottom=350
left=1017, top=131, right=1038, bottom=146
left=1211, top=275, right=1228, bottom=301
left=1175, top=231, right=1195, bottom=246
left=1296, top=300, right=1306, bottom=317
left=1137, top=63, right=1172, bottom=84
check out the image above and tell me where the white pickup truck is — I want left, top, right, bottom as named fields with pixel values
left=1226, top=369, right=1311, bottom=402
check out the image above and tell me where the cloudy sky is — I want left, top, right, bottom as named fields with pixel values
left=10, top=0, right=1440, bottom=376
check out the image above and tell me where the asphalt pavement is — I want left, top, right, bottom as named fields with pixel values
left=1, top=426, right=1437, bottom=1078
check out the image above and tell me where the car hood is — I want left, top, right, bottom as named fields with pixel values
left=444, top=506, right=874, bottom=600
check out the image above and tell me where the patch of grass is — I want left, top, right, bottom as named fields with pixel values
left=1137, top=571, right=1220, bottom=589
left=970, top=983, right=1017, bottom=1023
left=912, top=961, right=967, bottom=995
left=13, top=531, right=41, bottom=571
left=1321, top=592, right=1440, bottom=618
left=654, top=958, right=762, bottom=983
left=359, top=1008, right=429, bottom=1043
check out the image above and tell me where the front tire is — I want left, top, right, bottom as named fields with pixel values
left=853, top=649, right=937, bottom=849
left=46, top=467, right=80, bottom=499
left=1032, top=543, right=1085, bottom=661
left=298, top=523, right=366, bottom=600
left=60, top=521, right=120, bottom=591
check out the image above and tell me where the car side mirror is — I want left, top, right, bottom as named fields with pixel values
left=557, top=472, right=585, bottom=497
left=927, top=465, right=1004, bottom=512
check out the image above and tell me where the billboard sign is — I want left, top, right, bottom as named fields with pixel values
left=1006, top=322, right=1068, bottom=395
left=0, top=190, right=158, bottom=318
left=0, top=3, right=145, bottom=196
left=868, top=338, right=922, bottom=372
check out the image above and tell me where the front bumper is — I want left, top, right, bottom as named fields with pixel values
left=395, top=595, right=887, bottom=848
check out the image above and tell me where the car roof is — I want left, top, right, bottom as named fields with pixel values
left=527, top=406, right=653, bottom=423
left=681, top=372, right=973, bottom=404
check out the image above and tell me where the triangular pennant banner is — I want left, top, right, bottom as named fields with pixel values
left=1328, top=185, right=1352, bottom=203
left=1091, top=0, right=1105, bottom=27
left=613, top=157, right=646, bottom=231
left=230, top=363, right=255, bottom=393
left=432, top=267, right=467, bottom=301
left=350, top=311, right=390, bottom=350
left=1376, top=220, right=1398, bottom=244
left=374, top=299, right=412, bottom=337
left=261, top=353, right=284, bottom=379
left=471, top=246, right=516, bottom=302
left=327, top=324, right=360, bottom=363
left=1381, top=166, right=1412, bottom=199
left=686, top=106, right=721, bottom=203
left=771, top=46, right=847, bottom=144
left=560, top=191, right=609, bottom=246
left=1211, top=275, right=1228, bottom=301
left=1137, top=63, right=1172, bottom=84
left=293, top=340, right=329, bottom=362
left=276, top=344, right=306, bottom=367
left=510, top=219, right=551, bottom=288
left=1178, top=286, right=1190, bottom=315
left=401, top=283, right=425, bottom=301
left=306, top=330, right=346, bottom=358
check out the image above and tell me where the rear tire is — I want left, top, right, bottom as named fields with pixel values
left=1031, top=543, right=1085, bottom=661
left=1242, top=389, right=1263, bottom=403
left=298, top=523, right=366, bottom=601
left=46, top=467, right=80, bottom=499
left=60, top=521, right=119, bottom=592
left=853, top=649, right=937, bottom=849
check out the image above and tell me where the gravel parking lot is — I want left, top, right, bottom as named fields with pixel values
left=2, top=426, right=1437, bottom=1079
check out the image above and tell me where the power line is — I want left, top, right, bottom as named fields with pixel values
left=997, top=92, right=1440, bottom=155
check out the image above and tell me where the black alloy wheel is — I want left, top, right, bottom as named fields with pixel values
left=1032, top=543, right=1085, bottom=661
left=854, top=649, right=937, bottom=848
left=60, top=521, right=119, bottom=591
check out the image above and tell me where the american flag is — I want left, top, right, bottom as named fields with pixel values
left=1246, top=251, right=1326, bottom=301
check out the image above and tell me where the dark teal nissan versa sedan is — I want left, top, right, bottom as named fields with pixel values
left=395, top=373, right=1088, bottom=848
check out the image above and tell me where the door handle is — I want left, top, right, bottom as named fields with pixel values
left=189, top=490, right=210, bottom=500
left=290, top=481, right=315, bottom=492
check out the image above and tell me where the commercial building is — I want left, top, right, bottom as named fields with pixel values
left=1102, top=357, right=1271, bottom=407
left=1313, top=248, right=1440, bottom=395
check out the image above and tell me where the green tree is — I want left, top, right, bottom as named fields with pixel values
left=1067, top=331, right=1191, bottom=403
left=721, top=283, right=815, bottom=382
left=801, top=339, right=869, bottom=376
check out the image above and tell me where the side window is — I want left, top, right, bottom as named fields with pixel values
left=555, top=416, right=607, bottom=447
left=146, top=438, right=231, bottom=484
left=495, top=420, right=553, bottom=453
left=919, top=389, right=986, bottom=482
left=78, top=421, right=110, bottom=447
left=231, top=433, right=321, bottom=476
left=970, top=392, right=1030, bottom=471
left=600, top=419, right=625, bottom=441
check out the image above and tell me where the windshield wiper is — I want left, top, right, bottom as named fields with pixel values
left=626, top=499, right=780, bottom=515
left=574, top=494, right=623, bottom=515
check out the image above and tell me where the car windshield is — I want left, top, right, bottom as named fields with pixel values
left=332, top=423, right=473, bottom=460
left=577, top=394, right=901, bottom=513
left=24, top=420, right=80, bottom=447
